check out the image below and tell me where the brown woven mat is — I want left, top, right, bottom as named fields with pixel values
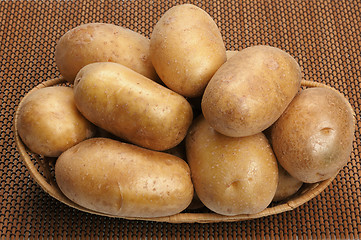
left=1, top=0, right=360, bottom=239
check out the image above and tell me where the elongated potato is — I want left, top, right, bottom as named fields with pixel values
left=186, top=116, right=278, bottom=216
left=150, top=4, right=226, bottom=97
left=55, top=23, right=158, bottom=83
left=74, top=62, right=193, bottom=151
left=271, top=87, right=355, bottom=183
left=55, top=138, right=194, bottom=218
left=16, top=86, right=95, bottom=157
left=202, top=45, right=302, bottom=137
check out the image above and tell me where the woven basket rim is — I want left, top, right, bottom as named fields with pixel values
left=14, top=78, right=353, bottom=223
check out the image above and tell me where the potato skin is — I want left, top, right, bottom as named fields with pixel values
left=150, top=4, right=226, bottom=97
left=163, top=141, right=205, bottom=210
left=202, top=45, right=302, bottom=137
left=273, top=164, right=303, bottom=202
left=186, top=116, right=278, bottom=216
left=55, top=138, right=194, bottom=218
left=73, top=62, right=193, bottom=151
left=226, top=50, right=238, bottom=60
left=271, top=87, right=355, bottom=183
left=16, top=86, right=95, bottom=157
left=55, top=23, right=158, bottom=83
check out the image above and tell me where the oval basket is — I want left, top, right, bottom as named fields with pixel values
left=14, top=78, right=354, bottom=223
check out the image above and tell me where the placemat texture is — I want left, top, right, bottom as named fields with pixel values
left=1, top=0, right=360, bottom=239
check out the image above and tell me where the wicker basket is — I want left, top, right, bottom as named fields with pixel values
left=14, top=78, right=353, bottom=223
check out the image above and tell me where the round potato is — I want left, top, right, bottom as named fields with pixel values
left=73, top=62, right=193, bottom=151
left=186, top=116, right=278, bottom=216
left=273, top=164, right=303, bottom=202
left=16, top=86, right=95, bottom=157
left=271, top=87, right=355, bottom=183
left=202, top=45, right=302, bottom=137
left=55, top=138, right=194, bottom=218
left=55, top=23, right=158, bottom=83
left=150, top=4, right=226, bottom=97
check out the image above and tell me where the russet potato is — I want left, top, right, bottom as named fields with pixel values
left=150, top=4, right=226, bottom=97
left=186, top=116, right=278, bottom=216
left=55, top=23, right=158, bottom=83
left=226, top=50, right=238, bottom=60
left=16, top=86, right=95, bottom=157
left=273, top=164, right=303, bottom=202
left=55, top=138, right=194, bottom=218
left=73, top=62, right=193, bottom=151
left=202, top=45, right=302, bottom=137
left=163, top=140, right=205, bottom=210
left=271, top=87, right=355, bottom=183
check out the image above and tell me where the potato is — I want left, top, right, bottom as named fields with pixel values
left=164, top=143, right=205, bottom=210
left=273, top=164, right=303, bottom=202
left=16, top=86, right=95, bottom=157
left=163, top=141, right=205, bottom=210
left=202, top=45, right=302, bottom=137
left=271, top=87, right=355, bottom=183
left=55, top=138, right=193, bottom=218
left=73, top=62, right=193, bottom=151
left=55, top=23, right=158, bottom=83
left=150, top=4, right=226, bottom=97
left=226, top=50, right=238, bottom=60
left=186, top=116, right=278, bottom=215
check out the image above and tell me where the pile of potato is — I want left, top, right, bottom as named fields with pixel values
left=16, top=4, right=355, bottom=218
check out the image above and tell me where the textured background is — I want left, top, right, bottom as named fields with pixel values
left=1, top=0, right=360, bottom=239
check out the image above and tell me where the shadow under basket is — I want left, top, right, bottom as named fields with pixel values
left=14, top=78, right=352, bottom=223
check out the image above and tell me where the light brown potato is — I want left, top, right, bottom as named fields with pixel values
left=73, top=62, right=193, bottom=151
left=55, top=138, right=194, bottom=218
left=186, top=116, right=278, bottom=216
left=271, top=87, right=355, bottom=183
left=226, top=50, right=238, bottom=60
left=273, top=164, right=303, bottom=202
left=163, top=141, right=205, bottom=210
left=202, top=45, right=302, bottom=137
left=16, top=86, right=95, bottom=157
left=55, top=23, right=158, bottom=83
left=150, top=4, right=226, bottom=97
left=163, top=142, right=204, bottom=210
